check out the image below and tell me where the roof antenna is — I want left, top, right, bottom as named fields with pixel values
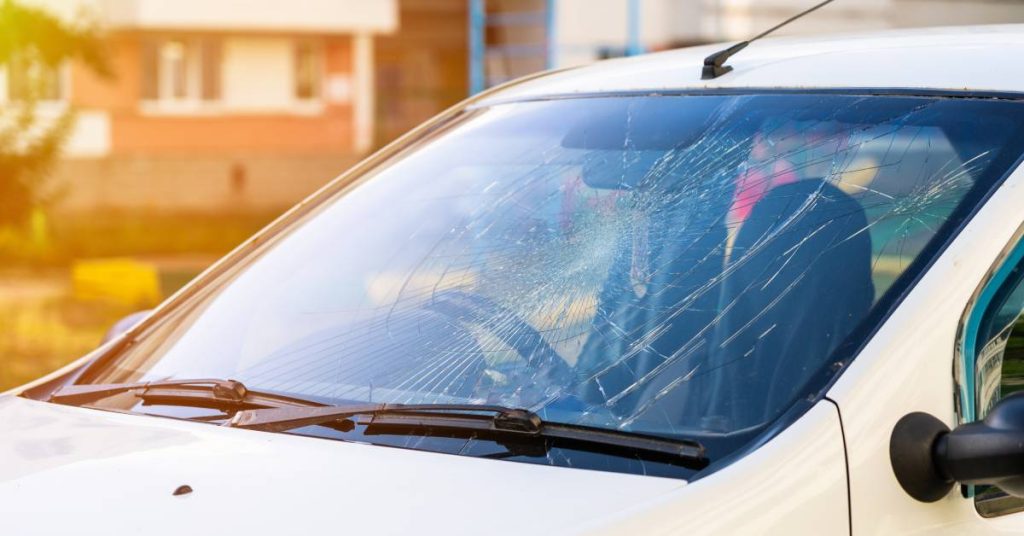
left=702, top=0, right=836, bottom=80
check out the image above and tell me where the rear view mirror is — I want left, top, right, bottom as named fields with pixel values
left=890, top=392, right=1024, bottom=502
left=562, top=97, right=726, bottom=190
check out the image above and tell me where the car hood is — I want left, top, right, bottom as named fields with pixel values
left=0, top=396, right=684, bottom=535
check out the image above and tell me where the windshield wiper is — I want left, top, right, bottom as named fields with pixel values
left=53, top=382, right=708, bottom=467
left=227, top=403, right=708, bottom=468
left=48, top=378, right=325, bottom=410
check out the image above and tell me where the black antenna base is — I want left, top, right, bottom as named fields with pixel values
left=701, top=41, right=748, bottom=80
left=701, top=63, right=732, bottom=80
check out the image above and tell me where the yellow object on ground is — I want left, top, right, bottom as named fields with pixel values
left=71, top=258, right=162, bottom=307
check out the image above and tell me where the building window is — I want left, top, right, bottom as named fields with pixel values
left=163, top=40, right=188, bottom=99
left=293, top=42, right=321, bottom=100
left=141, top=37, right=221, bottom=104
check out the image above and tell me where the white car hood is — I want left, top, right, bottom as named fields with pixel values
left=0, top=396, right=684, bottom=535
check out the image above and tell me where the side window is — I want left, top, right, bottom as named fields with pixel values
left=963, top=246, right=1024, bottom=517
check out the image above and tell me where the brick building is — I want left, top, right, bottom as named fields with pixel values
left=13, top=0, right=1024, bottom=214
left=10, top=0, right=396, bottom=212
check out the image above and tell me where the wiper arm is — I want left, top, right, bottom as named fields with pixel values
left=227, top=403, right=708, bottom=468
left=49, top=378, right=325, bottom=410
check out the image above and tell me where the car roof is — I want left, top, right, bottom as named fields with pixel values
left=481, top=24, right=1024, bottom=103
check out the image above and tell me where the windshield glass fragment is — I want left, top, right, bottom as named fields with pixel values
left=81, top=93, right=1024, bottom=475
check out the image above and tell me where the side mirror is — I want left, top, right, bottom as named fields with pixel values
left=100, top=310, right=151, bottom=345
left=890, top=392, right=1024, bottom=502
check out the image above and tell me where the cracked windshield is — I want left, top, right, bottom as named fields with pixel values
left=89, top=93, right=1024, bottom=464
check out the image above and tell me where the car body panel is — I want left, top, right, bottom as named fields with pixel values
left=485, top=25, right=1024, bottom=103
left=0, top=395, right=685, bottom=535
left=0, top=395, right=849, bottom=535
left=580, top=401, right=849, bottom=536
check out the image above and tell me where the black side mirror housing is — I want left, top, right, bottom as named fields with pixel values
left=891, top=392, right=1024, bottom=502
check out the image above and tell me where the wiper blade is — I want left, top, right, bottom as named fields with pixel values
left=227, top=403, right=708, bottom=468
left=229, top=403, right=535, bottom=433
left=49, top=378, right=324, bottom=410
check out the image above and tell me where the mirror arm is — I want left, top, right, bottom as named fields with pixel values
left=936, top=422, right=1024, bottom=487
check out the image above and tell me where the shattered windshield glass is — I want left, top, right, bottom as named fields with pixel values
left=85, top=93, right=1024, bottom=472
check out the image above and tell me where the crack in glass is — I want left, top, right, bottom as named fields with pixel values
left=89, top=93, right=1024, bottom=469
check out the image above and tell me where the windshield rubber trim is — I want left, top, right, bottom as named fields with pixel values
left=475, top=87, right=1024, bottom=108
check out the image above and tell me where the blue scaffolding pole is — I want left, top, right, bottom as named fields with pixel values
left=545, top=0, right=558, bottom=69
left=469, top=0, right=486, bottom=95
left=626, top=0, right=645, bottom=56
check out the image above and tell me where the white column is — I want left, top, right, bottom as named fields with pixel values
left=352, top=33, right=374, bottom=153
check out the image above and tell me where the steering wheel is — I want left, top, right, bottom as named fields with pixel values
left=424, top=289, right=575, bottom=388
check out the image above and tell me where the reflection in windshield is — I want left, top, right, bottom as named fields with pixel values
left=88, top=94, right=1024, bottom=466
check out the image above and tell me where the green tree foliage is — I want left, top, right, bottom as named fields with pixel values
left=0, top=0, right=110, bottom=228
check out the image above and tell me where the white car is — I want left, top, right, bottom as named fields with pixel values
left=8, top=24, right=1024, bottom=535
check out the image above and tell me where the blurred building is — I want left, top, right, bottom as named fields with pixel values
left=9, top=0, right=1024, bottom=214
left=374, top=0, right=470, bottom=148
left=708, top=0, right=1024, bottom=41
left=11, top=0, right=396, bottom=212
left=382, top=0, right=1024, bottom=131
left=470, top=0, right=1024, bottom=85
